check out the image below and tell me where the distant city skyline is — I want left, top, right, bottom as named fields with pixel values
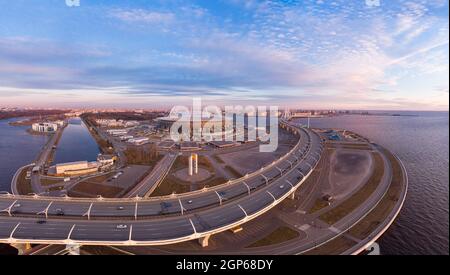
left=0, top=0, right=448, bottom=110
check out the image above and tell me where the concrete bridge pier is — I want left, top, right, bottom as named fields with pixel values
left=289, top=192, right=295, bottom=200
left=198, top=234, right=211, bottom=247
left=10, top=243, right=32, bottom=255
left=66, top=244, right=80, bottom=255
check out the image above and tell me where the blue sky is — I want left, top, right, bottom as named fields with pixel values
left=0, top=0, right=448, bottom=110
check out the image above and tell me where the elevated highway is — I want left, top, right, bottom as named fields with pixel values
left=0, top=122, right=323, bottom=247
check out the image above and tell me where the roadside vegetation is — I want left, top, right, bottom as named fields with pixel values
left=348, top=149, right=404, bottom=239
left=124, top=144, right=160, bottom=166
left=319, top=152, right=384, bottom=224
left=303, top=235, right=357, bottom=255
left=69, top=182, right=123, bottom=198
left=224, top=165, right=243, bottom=178
left=247, top=226, right=300, bottom=248
left=16, top=168, right=33, bottom=195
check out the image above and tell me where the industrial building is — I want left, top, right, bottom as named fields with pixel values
left=119, top=135, right=134, bottom=141
left=180, top=141, right=200, bottom=151
left=155, top=116, right=178, bottom=130
left=127, top=137, right=150, bottom=145
left=96, top=119, right=140, bottom=128
left=55, top=161, right=98, bottom=176
left=106, top=129, right=128, bottom=136
left=208, top=141, right=237, bottom=148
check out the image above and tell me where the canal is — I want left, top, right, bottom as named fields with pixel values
left=52, top=117, right=100, bottom=164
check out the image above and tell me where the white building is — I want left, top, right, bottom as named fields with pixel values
left=119, top=135, right=134, bottom=141
left=97, top=154, right=116, bottom=167
left=32, top=122, right=58, bottom=133
left=127, top=137, right=149, bottom=145
left=96, top=119, right=140, bottom=128
left=106, top=129, right=128, bottom=136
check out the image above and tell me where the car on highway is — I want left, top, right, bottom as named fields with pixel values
left=13, top=203, right=21, bottom=208
left=116, top=224, right=127, bottom=229
left=36, top=220, right=46, bottom=224
left=55, top=208, right=64, bottom=216
left=117, top=206, right=124, bottom=210
left=187, top=200, right=193, bottom=204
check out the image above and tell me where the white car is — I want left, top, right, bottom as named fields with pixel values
left=116, top=224, right=127, bottom=229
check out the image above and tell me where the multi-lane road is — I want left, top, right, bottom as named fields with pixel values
left=125, top=153, right=177, bottom=198
left=0, top=122, right=323, bottom=246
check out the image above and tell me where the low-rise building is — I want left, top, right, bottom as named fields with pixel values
left=96, top=119, right=140, bottom=128
left=180, top=141, right=200, bottom=151
left=32, top=122, right=58, bottom=133
left=55, top=161, right=98, bottom=176
left=97, top=154, right=117, bottom=167
left=208, top=141, right=237, bottom=148
left=119, top=135, right=134, bottom=141
left=127, top=137, right=150, bottom=145
left=106, top=129, right=128, bottom=136
left=155, top=116, right=178, bottom=130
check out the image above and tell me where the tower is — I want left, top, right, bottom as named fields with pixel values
left=189, top=153, right=198, bottom=176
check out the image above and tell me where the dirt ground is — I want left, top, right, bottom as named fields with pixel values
left=323, top=149, right=373, bottom=200
left=217, top=129, right=298, bottom=175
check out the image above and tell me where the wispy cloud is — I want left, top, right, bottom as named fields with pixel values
left=109, top=9, right=175, bottom=24
left=0, top=0, right=448, bottom=110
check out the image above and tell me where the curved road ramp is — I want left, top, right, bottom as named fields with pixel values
left=0, top=122, right=324, bottom=248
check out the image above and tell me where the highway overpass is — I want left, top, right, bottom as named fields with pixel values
left=0, top=122, right=323, bottom=247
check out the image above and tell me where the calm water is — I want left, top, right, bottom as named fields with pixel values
left=294, top=111, right=449, bottom=255
left=52, top=117, right=100, bottom=164
left=0, top=118, right=48, bottom=191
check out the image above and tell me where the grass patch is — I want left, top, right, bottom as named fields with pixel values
left=150, top=154, right=224, bottom=197
left=212, top=154, right=225, bottom=164
left=319, top=152, right=384, bottom=225
left=16, top=168, right=33, bottom=195
left=303, top=236, right=357, bottom=255
left=348, top=149, right=404, bottom=239
left=201, top=176, right=226, bottom=188
left=69, top=181, right=123, bottom=198
left=150, top=176, right=191, bottom=196
left=224, top=165, right=243, bottom=178
left=151, top=175, right=227, bottom=197
left=124, top=144, right=161, bottom=166
left=40, top=178, right=62, bottom=186
left=84, top=172, right=115, bottom=184
left=328, top=143, right=371, bottom=150
left=247, top=226, right=300, bottom=248
left=47, top=186, right=64, bottom=192
left=308, top=198, right=330, bottom=214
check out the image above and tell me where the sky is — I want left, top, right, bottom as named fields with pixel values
left=0, top=0, right=448, bottom=110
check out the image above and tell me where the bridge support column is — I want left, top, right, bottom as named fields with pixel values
left=66, top=244, right=80, bottom=255
left=289, top=192, right=295, bottom=200
left=198, top=234, right=211, bottom=247
left=10, top=243, right=32, bottom=255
